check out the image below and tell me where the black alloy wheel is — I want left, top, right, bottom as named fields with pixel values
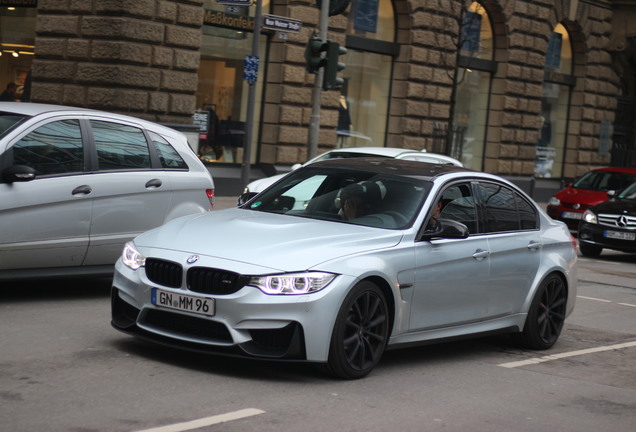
left=520, top=274, right=567, bottom=349
left=327, top=281, right=389, bottom=379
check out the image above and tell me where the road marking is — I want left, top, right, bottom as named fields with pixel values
left=498, top=341, right=636, bottom=368
left=577, top=295, right=611, bottom=303
left=577, top=295, right=636, bottom=308
left=133, top=408, right=266, bottom=432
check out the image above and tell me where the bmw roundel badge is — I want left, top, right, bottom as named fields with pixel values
left=186, top=255, right=199, bottom=264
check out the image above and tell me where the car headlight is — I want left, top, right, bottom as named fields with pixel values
left=582, top=209, right=598, bottom=224
left=548, top=197, right=561, bottom=206
left=122, top=242, right=146, bottom=270
left=249, top=272, right=336, bottom=295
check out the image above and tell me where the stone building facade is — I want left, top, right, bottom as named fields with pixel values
left=1, top=0, right=633, bottom=191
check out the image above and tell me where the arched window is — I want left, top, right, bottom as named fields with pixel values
left=535, top=23, right=574, bottom=178
left=340, top=0, right=397, bottom=148
left=451, top=1, right=495, bottom=171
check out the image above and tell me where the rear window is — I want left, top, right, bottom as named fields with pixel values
left=0, top=112, right=28, bottom=139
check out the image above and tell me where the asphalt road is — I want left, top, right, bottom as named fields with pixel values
left=1, top=235, right=635, bottom=431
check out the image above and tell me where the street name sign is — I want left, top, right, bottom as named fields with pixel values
left=262, top=14, right=302, bottom=32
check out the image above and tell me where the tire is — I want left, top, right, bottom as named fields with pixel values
left=579, top=241, right=602, bottom=257
left=520, top=274, right=567, bottom=350
left=327, top=281, right=389, bottom=379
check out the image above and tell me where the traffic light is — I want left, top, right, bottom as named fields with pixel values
left=322, top=41, right=347, bottom=91
left=305, top=36, right=327, bottom=74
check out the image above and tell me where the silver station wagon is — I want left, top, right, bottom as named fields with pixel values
left=0, top=103, right=214, bottom=281
left=111, top=159, right=577, bottom=379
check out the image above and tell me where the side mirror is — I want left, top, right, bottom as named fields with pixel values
left=421, top=218, right=469, bottom=241
left=2, top=165, right=36, bottom=183
left=237, top=192, right=258, bottom=207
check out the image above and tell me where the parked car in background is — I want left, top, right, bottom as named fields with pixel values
left=112, top=158, right=577, bottom=379
left=0, top=103, right=215, bottom=281
left=243, top=147, right=463, bottom=193
left=578, top=181, right=636, bottom=257
left=546, top=167, right=636, bottom=231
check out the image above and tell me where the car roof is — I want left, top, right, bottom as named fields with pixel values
left=308, top=157, right=473, bottom=180
left=590, top=167, right=636, bottom=174
left=0, top=102, right=186, bottom=139
left=326, top=147, right=424, bottom=157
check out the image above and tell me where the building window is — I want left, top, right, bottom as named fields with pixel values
left=196, top=1, right=269, bottom=164
left=0, top=5, right=36, bottom=102
left=451, top=1, right=494, bottom=171
left=341, top=0, right=396, bottom=148
left=536, top=24, right=574, bottom=178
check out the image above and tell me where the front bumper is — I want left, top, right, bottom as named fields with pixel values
left=578, top=222, right=636, bottom=253
left=111, top=260, right=354, bottom=363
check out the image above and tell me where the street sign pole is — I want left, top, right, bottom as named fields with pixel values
left=307, top=0, right=330, bottom=160
left=241, top=0, right=263, bottom=191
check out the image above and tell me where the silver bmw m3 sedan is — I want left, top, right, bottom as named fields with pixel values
left=111, top=158, right=577, bottom=379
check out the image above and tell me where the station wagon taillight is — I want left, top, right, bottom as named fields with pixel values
left=206, top=189, right=215, bottom=208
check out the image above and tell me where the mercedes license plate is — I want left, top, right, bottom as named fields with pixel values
left=151, top=288, right=215, bottom=316
left=604, top=230, right=636, bottom=241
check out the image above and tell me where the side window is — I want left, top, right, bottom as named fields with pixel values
left=434, top=183, right=478, bottom=234
left=149, top=132, right=188, bottom=169
left=90, top=120, right=151, bottom=170
left=477, top=182, right=537, bottom=232
left=12, top=119, right=83, bottom=175
left=517, top=194, right=538, bottom=230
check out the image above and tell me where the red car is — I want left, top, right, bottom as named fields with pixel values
left=547, top=167, right=636, bottom=230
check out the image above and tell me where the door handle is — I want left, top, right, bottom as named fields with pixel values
left=72, top=185, right=92, bottom=195
left=145, top=178, right=162, bottom=188
left=472, top=249, right=490, bottom=260
left=527, top=241, right=542, bottom=251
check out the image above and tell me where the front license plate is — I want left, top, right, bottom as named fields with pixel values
left=562, top=211, right=583, bottom=220
left=151, top=288, right=215, bottom=316
left=604, top=230, right=636, bottom=241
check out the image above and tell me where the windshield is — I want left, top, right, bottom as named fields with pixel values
left=0, top=112, right=28, bottom=139
left=618, top=182, right=636, bottom=200
left=573, top=170, right=636, bottom=191
left=243, top=166, right=432, bottom=229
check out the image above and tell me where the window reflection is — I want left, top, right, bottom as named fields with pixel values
left=12, top=120, right=83, bottom=175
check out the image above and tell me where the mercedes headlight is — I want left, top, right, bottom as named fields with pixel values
left=582, top=209, right=598, bottom=224
left=122, top=242, right=146, bottom=270
left=249, top=272, right=336, bottom=295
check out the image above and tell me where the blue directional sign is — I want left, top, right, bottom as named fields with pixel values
left=262, top=14, right=302, bottom=32
left=243, top=55, right=259, bottom=85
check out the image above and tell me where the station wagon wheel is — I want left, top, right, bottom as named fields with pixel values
left=327, top=281, right=389, bottom=379
left=520, top=274, right=567, bottom=350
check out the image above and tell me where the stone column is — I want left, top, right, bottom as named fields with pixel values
left=30, top=0, right=203, bottom=124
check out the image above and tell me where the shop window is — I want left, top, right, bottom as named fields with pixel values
left=451, top=2, right=494, bottom=171
left=536, top=24, right=574, bottom=179
left=0, top=6, right=36, bottom=101
left=196, top=1, right=269, bottom=164
left=341, top=0, right=396, bottom=148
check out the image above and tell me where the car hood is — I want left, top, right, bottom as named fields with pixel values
left=134, top=208, right=404, bottom=272
left=556, top=187, right=610, bottom=206
left=591, top=199, right=636, bottom=215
